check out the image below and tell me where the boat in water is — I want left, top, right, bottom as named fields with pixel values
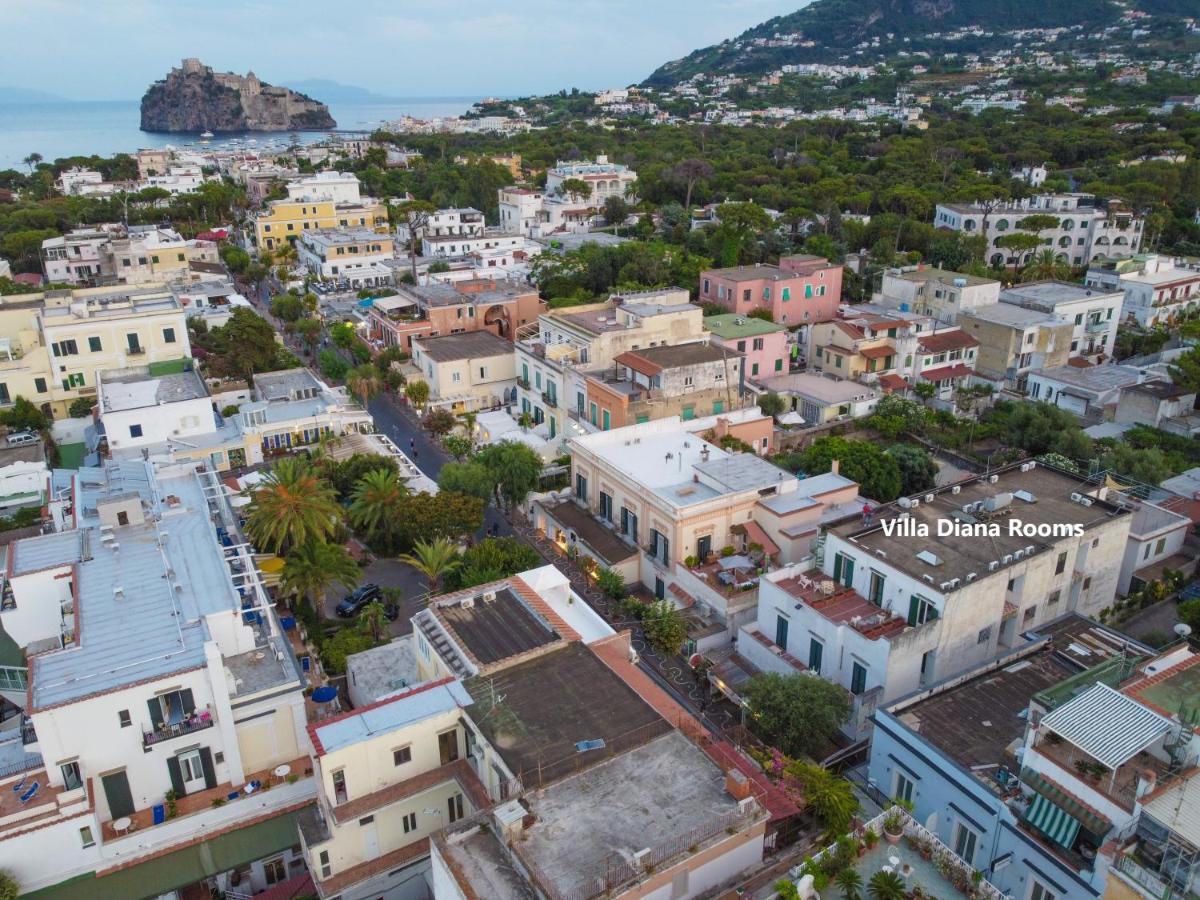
left=200, top=129, right=214, bottom=141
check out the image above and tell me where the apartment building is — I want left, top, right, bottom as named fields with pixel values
left=750, top=372, right=881, bottom=424
left=583, top=342, right=746, bottom=431
left=369, top=278, right=544, bottom=352
left=253, top=174, right=387, bottom=253
left=97, top=364, right=215, bottom=455
left=1025, top=364, right=1146, bottom=420
left=240, top=368, right=374, bottom=459
left=0, top=294, right=54, bottom=416
left=498, top=156, right=638, bottom=239
left=705, top=313, right=790, bottom=380
left=999, top=281, right=1122, bottom=364
left=39, top=226, right=120, bottom=285
left=514, top=290, right=704, bottom=447
left=877, top=266, right=1002, bottom=324
left=960, top=303, right=1074, bottom=393
left=0, top=459, right=314, bottom=896
left=934, top=193, right=1144, bottom=267
left=0, top=433, right=48, bottom=512
left=699, top=255, right=843, bottom=335
left=41, top=225, right=220, bottom=287
left=742, top=462, right=1132, bottom=737
left=866, top=616, right=1157, bottom=900
left=285, top=171, right=365, bottom=204
left=411, top=331, right=517, bottom=412
left=1085, top=254, right=1200, bottom=328
left=135, top=148, right=171, bottom=179
left=544, top=155, right=637, bottom=206
left=298, top=228, right=394, bottom=285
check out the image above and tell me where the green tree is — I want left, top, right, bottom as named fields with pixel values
left=603, top=195, right=631, bottom=226
left=444, top=537, right=542, bottom=591
left=758, top=392, right=788, bottom=417
left=1178, top=599, right=1200, bottom=635
left=793, top=437, right=903, bottom=502
left=835, top=868, right=863, bottom=900
left=318, top=349, right=350, bottom=381
left=321, top=628, right=374, bottom=675
left=400, top=537, right=462, bottom=594
left=474, top=441, right=543, bottom=510
left=270, top=293, right=304, bottom=322
left=280, top=539, right=359, bottom=612
left=245, top=457, right=342, bottom=554
left=672, top=158, right=714, bottom=211
left=294, top=317, right=322, bottom=353
left=392, top=200, right=437, bottom=280
left=422, top=408, right=457, bottom=436
left=784, top=760, right=859, bottom=837
left=68, top=397, right=94, bottom=418
left=741, top=672, right=850, bottom=758
left=867, top=870, right=906, bottom=900
left=886, top=444, right=938, bottom=495
left=1022, top=247, right=1073, bottom=282
left=346, top=364, right=382, bottom=404
left=349, top=468, right=408, bottom=551
left=596, top=567, right=628, bottom=600
left=404, top=380, right=430, bottom=407
left=442, top=433, right=474, bottom=461
left=558, top=177, right=592, bottom=200
left=0, top=868, right=19, bottom=900
left=395, top=491, right=485, bottom=547
left=0, top=397, right=48, bottom=432
left=641, top=601, right=688, bottom=657
left=357, top=600, right=390, bottom=644
left=437, top=461, right=497, bottom=502
left=215, top=308, right=287, bottom=380
left=220, top=244, right=251, bottom=274
left=994, top=232, right=1043, bottom=268
left=1167, top=347, right=1200, bottom=393
left=715, top=201, right=772, bottom=265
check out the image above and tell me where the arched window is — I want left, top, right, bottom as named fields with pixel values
left=990, top=253, right=1005, bottom=267
left=1062, top=219, right=1074, bottom=230
left=963, top=219, right=976, bottom=231
left=996, top=219, right=1009, bottom=232
left=1058, top=236, right=1071, bottom=247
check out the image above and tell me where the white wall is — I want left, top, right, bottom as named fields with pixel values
left=102, top=396, right=214, bottom=451
left=3, top=566, right=71, bottom=649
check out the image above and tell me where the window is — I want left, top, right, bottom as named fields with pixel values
left=163, top=327, right=176, bottom=344
left=402, top=811, right=417, bottom=833
left=393, top=746, right=412, bottom=766
left=1055, top=551, right=1067, bottom=575
left=60, top=760, right=82, bottom=791
left=88, top=336, right=102, bottom=352
left=439, top=729, right=459, bottom=765
left=977, top=626, right=992, bottom=645
left=575, top=473, right=587, bottom=502
left=907, top=595, right=938, bottom=626
left=782, top=287, right=791, bottom=301
left=868, top=571, right=885, bottom=606
left=319, top=850, right=331, bottom=879
left=34, top=377, right=47, bottom=394
left=0, top=384, right=8, bottom=405
left=118, top=709, right=131, bottom=728
left=263, top=856, right=287, bottom=885
left=1023, top=605, right=1037, bottom=626
left=850, top=662, right=867, bottom=695
left=753, top=338, right=764, bottom=351
left=1030, top=881, right=1058, bottom=900
left=447, top=792, right=464, bottom=823
left=1155, top=537, right=1166, bottom=555
left=894, top=771, right=915, bottom=805
left=808, top=638, right=823, bottom=673
left=53, top=339, right=79, bottom=357
left=79, top=826, right=95, bottom=849
left=599, top=491, right=613, bottom=522
left=126, top=333, right=141, bottom=352
left=129, top=424, right=143, bottom=438
left=953, top=823, right=977, bottom=865
left=833, top=552, right=855, bottom=587
left=1047, top=590, right=1061, bottom=609
left=775, top=615, right=789, bottom=651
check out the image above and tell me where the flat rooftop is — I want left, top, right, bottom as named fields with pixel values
left=403, top=280, right=532, bottom=308
left=463, top=642, right=671, bottom=786
left=433, top=586, right=559, bottom=665
left=310, top=679, right=473, bottom=757
left=516, top=731, right=744, bottom=898
left=615, top=341, right=740, bottom=373
left=1028, top=364, right=1144, bottom=394
left=1125, top=652, right=1200, bottom=722
left=893, top=649, right=1076, bottom=779
left=437, top=823, right=538, bottom=900
left=345, top=640, right=421, bottom=706
left=414, top=330, right=513, bottom=362
left=1001, top=281, right=1120, bottom=309
left=832, top=462, right=1129, bottom=585
left=705, top=313, right=787, bottom=338
left=252, top=368, right=322, bottom=402
left=540, top=498, right=638, bottom=566
left=754, top=372, right=880, bottom=404
left=962, top=302, right=1058, bottom=328
left=99, top=367, right=207, bottom=412
left=704, top=264, right=802, bottom=282
left=893, top=267, right=996, bottom=287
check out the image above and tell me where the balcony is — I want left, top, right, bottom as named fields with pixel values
left=127, top=346, right=145, bottom=356
left=1085, top=320, right=1107, bottom=333
left=541, top=391, right=558, bottom=409
left=1032, top=733, right=1167, bottom=812
left=143, top=713, right=215, bottom=749
left=516, top=376, right=530, bottom=390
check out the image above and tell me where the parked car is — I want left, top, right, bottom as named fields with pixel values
left=335, top=583, right=381, bottom=617
left=5, top=430, right=38, bottom=446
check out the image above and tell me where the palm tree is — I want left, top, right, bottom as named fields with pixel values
left=357, top=600, right=390, bottom=644
left=22, top=153, right=42, bottom=174
left=280, top=540, right=359, bottom=614
left=1022, top=247, right=1073, bottom=282
left=348, top=468, right=407, bottom=549
left=457, top=410, right=478, bottom=446
left=346, top=364, right=382, bottom=405
left=867, top=870, right=906, bottom=900
left=399, top=537, right=461, bottom=595
left=835, top=868, right=863, bottom=900
left=245, top=457, right=342, bottom=555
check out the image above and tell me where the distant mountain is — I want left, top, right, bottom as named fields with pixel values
left=283, top=79, right=398, bottom=104
left=0, top=86, right=70, bottom=104
left=643, top=0, right=1130, bottom=86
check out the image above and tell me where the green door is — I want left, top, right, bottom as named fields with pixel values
left=809, top=639, right=823, bottom=673
left=101, top=770, right=134, bottom=819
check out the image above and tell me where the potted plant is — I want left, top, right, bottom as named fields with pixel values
left=917, top=835, right=934, bottom=860
left=882, top=808, right=906, bottom=844
left=835, top=867, right=864, bottom=900
left=867, top=869, right=906, bottom=900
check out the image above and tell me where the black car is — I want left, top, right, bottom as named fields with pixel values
left=335, top=584, right=381, bottom=617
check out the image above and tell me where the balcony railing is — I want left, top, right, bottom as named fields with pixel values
left=127, top=346, right=145, bottom=356
left=516, top=377, right=530, bottom=390
left=0, top=666, right=28, bottom=692
left=1085, top=320, right=1107, bottom=333
left=541, top=392, right=557, bottom=409
left=143, top=715, right=215, bottom=748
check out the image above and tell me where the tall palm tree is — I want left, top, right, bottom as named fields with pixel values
left=245, top=457, right=342, bottom=555
left=357, top=600, right=390, bottom=644
left=399, top=537, right=461, bottom=595
left=1022, top=247, right=1072, bottom=282
left=22, top=153, right=42, bottom=174
left=346, top=364, right=382, bottom=405
left=457, top=410, right=478, bottom=447
left=348, top=469, right=407, bottom=550
left=280, top=540, right=359, bottom=614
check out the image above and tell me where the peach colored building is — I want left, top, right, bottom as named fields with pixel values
left=369, top=277, right=545, bottom=353
left=699, top=254, right=843, bottom=327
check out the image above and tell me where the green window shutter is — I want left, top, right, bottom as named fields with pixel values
left=928, top=605, right=939, bottom=621
left=908, top=596, right=920, bottom=627
left=851, top=662, right=867, bottom=695
left=180, top=688, right=195, bottom=716
left=166, top=755, right=186, bottom=797
left=833, top=553, right=843, bottom=583
left=809, top=639, right=823, bottom=673
left=199, top=747, right=217, bottom=789
left=843, top=558, right=854, bottom=586
left=147, top=698, right=162, bottom=730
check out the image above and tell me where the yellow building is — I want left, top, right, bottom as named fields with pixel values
left=253, top=198, right=389, bottom=253
left=3, top=285, right=193, bottom=417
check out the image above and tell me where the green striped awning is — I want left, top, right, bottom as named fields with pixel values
left=1025, top=793, right=1082, bottom=848
left=1020, top=768, right=1112, bottom=837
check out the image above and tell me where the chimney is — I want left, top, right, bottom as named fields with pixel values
left=725, top=768, right=752, bottom=801
left=831, top=459, right=840, bottom=475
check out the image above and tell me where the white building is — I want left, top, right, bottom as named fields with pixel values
left=934, top=194, right=1143, bottom=268
left=411, top=331, right=517, bottom=411
left=0, top=433, right=47, bottom=511
left=97, top=365, right=215, bottom=453
left=499, top=156, right=638, bottom=239
left=741, top=461, right=1134, bottom=737
left=40, top=227, right=119, bottom=285
left=56, top=169, right=119, bottom=198
left=1084, top=254, right=1200, bottom=328
left=999, top=281, right=1123, bottom=363
left=297, top=228, right=394, bottom=283
left=1026, top=364, right=1146, bottom=419
left=285, top=171, right=363, bottom=204
left=139, top=165, right=209, bottom=195
left=0, top=459, right=314, bottom=895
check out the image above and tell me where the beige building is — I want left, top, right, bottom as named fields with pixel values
left=960, top=303, right=1074, bottom=392
left=253, top=198, right=388, bottom=254
left=877, top=267, right=1001, bottom=324
left=411, top=331, right=517, bottom=412
left=104, top=226, right=220, bottom=284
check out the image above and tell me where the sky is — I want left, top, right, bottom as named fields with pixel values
left=2, top=0, right=805, bottom=101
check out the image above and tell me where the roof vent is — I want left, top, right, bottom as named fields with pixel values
left=988, top=474, right=999, bottom=484
left=966, top=572, right=977, bottom=582
left=922, top=574, right=934, bottom=583
left=461, top=597, right=475, bottom=609
left=952, top=485, right=961, bottom=495
left=924, top=494, right=935, bottom=503
left=989, top=561, right=999, bottom=571
left=1002, top=554, right=1013, bottom=565
left=916, top=550, right=941, bottom=567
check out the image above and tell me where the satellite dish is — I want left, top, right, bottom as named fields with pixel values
left=1175, top=623, right=1193, bottom=638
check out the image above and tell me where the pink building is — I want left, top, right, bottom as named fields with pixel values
left=704, top=313, right=792, bottom=380
left=699, top=254, right=843, bottom=327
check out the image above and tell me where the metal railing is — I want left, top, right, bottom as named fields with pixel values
left=1116, top=854, right=1173, bottom=899
left=0, top=666, right=28, bottom=692
left=143, top=716, right=214, bottom=748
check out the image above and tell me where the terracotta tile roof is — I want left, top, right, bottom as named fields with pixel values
left=919, top=363, right=974, bottom=382
left=917, top=330, right=979, bottom=352
left=667, top=583, right=695, bottom=608
left=834, top=321, right=865, bottom=340
left=859, top=345, right=895, bottom=360
left=1067, top=356, right=1093, bottom=368
left=878, top=374, right=909, bottom=392
left=329, top=758, right=490, bottom=825
left=744, top=627, right=807, bottom=671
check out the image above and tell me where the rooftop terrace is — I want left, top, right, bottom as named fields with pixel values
left=99, top=366, right=207, bottom=412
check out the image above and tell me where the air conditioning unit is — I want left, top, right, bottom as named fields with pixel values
left=966, top=572, right=977, bottom=582
left=989, top=475, right=999, bottom=484
left=1080, top=497, right=1093, bottom=507
left=1024, top=545, right=1035, bottom=555
left=1002, top=554, right=1013, bottom=565
left=988, top=561, right=999, bottom=571
left=461, top=597, right=475, bottom=609
left=482, top=591, right=497, bottom=603
left=1014, top=550, right=1024, bottom=560
left=922, top=574, right=935, bottom=583
left=949, top=578, right=961, bottom=589
left=910, top=499, right=920, bottom=508
left=1070, top=492, right=1083, bottom=503
left=952, top=485, right=961, bottom=495
left=924, top=494, right=935, bottom=503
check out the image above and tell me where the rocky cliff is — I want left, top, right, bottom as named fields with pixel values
left=140, top=58, right=336, bottom=132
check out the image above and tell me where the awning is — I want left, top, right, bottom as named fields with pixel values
left=731, top=520, right=781, bottom=557
left=919, top=364, right=974, bottom=382
left=1025, top=793, right=1082, bottom=848
left=1020, top=768, right=1112, bottom=837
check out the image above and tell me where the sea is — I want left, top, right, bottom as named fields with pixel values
left=0, top=97, right=484, bottom=170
